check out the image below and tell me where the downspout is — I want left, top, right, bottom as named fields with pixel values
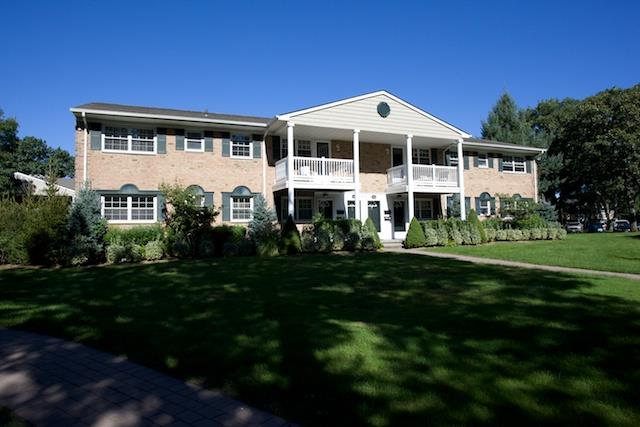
left=82, top=112, right=88, bottom=186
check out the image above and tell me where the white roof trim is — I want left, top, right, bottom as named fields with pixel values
left=13, top=172, right=76, bottom=196
left=276, top=90, right=471, bottom=138
left=69, top=108, right=268, bottom=128
left=462, top=141, right=546, bottom=154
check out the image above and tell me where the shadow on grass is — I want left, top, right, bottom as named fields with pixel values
left=0, top=253, right=639, bottom=426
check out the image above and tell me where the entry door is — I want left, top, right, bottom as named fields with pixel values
left=392, top=147, right=404, bottom=167
left=367, top=201, right=381, bottom=232
left=318, top=199, right=333, bottom=219
left=393, top=201, right=406, bottom=232
left=316, top=142, right=330, bottom=158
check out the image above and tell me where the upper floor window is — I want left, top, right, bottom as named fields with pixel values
left=104, top=127, right=155, bottom=154
left=448, top=151, right=459, bottom=167
left=102, top=195, right=156, bottom=223
left=477, top=153, right=488, bottom=168
left=502, top=156, right=525, bottom=173
left=295, top=140, right=312, bottom=157
left=231, top=134, right=252, bottom=158
left=412, top=148, right=431, bottom=165
left=280, top=139, right=288, bottom=159
left=231, top=196, right=253, bottom=221
left=185, top=132, right=204, bottom=152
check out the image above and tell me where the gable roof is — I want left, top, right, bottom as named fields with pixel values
left=276, top=90, right=471, bottom=138
left=70, top=103, right=271, bottom=127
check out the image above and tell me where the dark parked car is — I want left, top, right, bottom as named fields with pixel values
left=613, top=220, right=631, bottom=232
left=587, top=221, right=605, bottom=233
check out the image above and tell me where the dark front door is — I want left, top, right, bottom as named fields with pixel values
left=392, top=147, right=404, bottom=167
left=367, top=201, right=381, bottom=232
left=393, top=201, right=406, bottom=232
left=318, top=200, right=333, bottom=219
left=316, top=142, right=330, bottom=158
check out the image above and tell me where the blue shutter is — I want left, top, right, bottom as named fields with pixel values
left=490, top=198, right=496, bottom=215
left=498, top=158, right=504, bottom=172
left=430, top=148, right=438, bottom=165
left=204, top=131, right=214, bottom=152
left=175, top=129, right=185, bottom=151
left=156, top=193, right=165, bottom=221
left=222, top=193, right=231, bottom=221
left=204, top=192, right=214, bottom=207
left=157, top=128, right=167, bottom=154
left=253, top=141, right=261, bottom=159
left=89, top=123, right=101, bottom=150
left=475, top=197, right=481, bottom=214
left=526, top=159, right=532, bottom=173
left=222, top=138, right=230, bottom=157
left=488, top=154, right=495, bottom=168
left=465, top=197, right=471, bottom=215
left=463, top=153, right=470, bottom=170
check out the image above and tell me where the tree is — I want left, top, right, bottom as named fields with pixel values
left=481, top=92, right=530, bottom=145
left=0, top=109, right=74, bottom=195
left=66, top=185, right=108, bottom=265
left=404, top=217, right=427, bottom=248
left=551, top=85, right=640, bottom=230
left=248, top=194, right=277, bottom=242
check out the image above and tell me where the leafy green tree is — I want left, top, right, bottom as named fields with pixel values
left=66, top=186, right=108, bottom=265
left=481, top=92, right=530, bottom=146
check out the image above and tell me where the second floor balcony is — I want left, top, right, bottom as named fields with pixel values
left=387, top=164, right=459, bottom=193
left=275, top=156, right=355, bottom=190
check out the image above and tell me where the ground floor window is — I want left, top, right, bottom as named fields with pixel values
left=102, top=195, right=156, bottom=222
left=280, top=197, right=315, bottom=221
left=479, top=199, right=491, bottom=216
left=347, top=200, right=356, bottom=219
left=231, top=196, right=253, bottom=221
left=414, top=198, right=434, bottom=220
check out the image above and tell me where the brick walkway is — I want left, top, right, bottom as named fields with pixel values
left=0, top=329, right=297, bottom=427
left=385, top=247, right=640, bottom=281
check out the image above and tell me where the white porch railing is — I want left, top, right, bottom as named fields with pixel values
left=386, top=164, right=458, bottom=188
left=275, top=156, right=355, bottom=186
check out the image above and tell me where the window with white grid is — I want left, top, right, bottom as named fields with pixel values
left=104, top=127, right=155, bottom=153
left=131, top=196, right=155, bottom=221
left=477, top=153, right=489, bottom=168
left=231, top=196, right=253, bottom=221
left=231, top=135, right=252, bottom=158
left=295, top=140, right=312, bottom=157
left=280, top=139, right=288, bottom=159
left=104, top=127, right=129, bottom=151
left=502, top=156, right=525, bottom=173
left=412, top=148, right=431, bottom=165
left=186, top=132, right=204, bottom=152
left=131, top=128, right=155, bottom=152
left=103, top=196, right=129, bottom=221
left=414, top=199, right=433, bottom=220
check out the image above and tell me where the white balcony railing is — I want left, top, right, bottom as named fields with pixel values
left=386, top=164, right=458, bottom=188
left=275, top=156, right=355, bottom=186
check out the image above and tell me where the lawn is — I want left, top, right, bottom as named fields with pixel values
left=1, top=253, right=640, bottom=426
left=427, top=232, right=640, bottom=274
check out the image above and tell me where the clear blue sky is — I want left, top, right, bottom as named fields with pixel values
left=1, top=0, right=639, bottom=153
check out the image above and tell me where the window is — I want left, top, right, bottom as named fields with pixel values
left=185, top=132, right=204, bottom=152
left=103, top=196, right=128, bottom=221
left=231, top=135, right=252, bottom=158
left=104, top=127, right=155, bottom=153
left=297, top=198, right=313, bottom=221
left=295, top=140, right=312, bottom=157
left=280, top=139, right=288, bottom=159
left=412, top=148, right=431, bottom=165
left=502, top=156, right=525, bottom=173
left=477, top=153, right=488, bottom=168
left=347, top=200, right=356, bottom=219
left=479, top=199, right=491, bottom=216
left=414, top=199, right=433, bottom=220
left=448, top=151, right=459, bottom=167
left=231, top=196, right=253, bottom=221
left=102, top=195, right=156, bottom=223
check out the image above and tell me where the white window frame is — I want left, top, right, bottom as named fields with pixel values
left=230, top=195, right=253, bottom=222
left=295, top=140, right=312, bottom=157
left=414, top=198, right=434, bottom=221
left=280, top=196, right=314, bottom=222
left=412, top=148, right=431, bottom=165
left=100, top=195, right=157, bottom=224
left=448, top=151, right=459, bottom=167
left=230, top=134, right=253, bottom=159
left=502, top=156, right=526, bottom=173
left=296, top=197, right=313, bottom=221
left=102, top=126, right=157, bottom=155
left=347, top=200, right=356, bottom=219
left=479, top=199, right=491, bottom=216
left=477, top=153, right=489, bottom=168
left=185, top=132, right=205, bottom=153
left=280, top=139, right=289, bottom=159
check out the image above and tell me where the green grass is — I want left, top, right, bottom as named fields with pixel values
left=1, top=253, right=640, bottom=426
left=427, top=232, right=640, bottom=274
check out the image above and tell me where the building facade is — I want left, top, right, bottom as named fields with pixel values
left=71, top=91, right=544, bottom=240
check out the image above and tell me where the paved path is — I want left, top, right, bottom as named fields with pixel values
left=0, top=329, right=296, bottom=427
left=385, top=247, right=640, bottom=281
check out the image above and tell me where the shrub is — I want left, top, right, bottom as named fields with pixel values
left=466, top=222, right=482, bottom=245
left=171, top=239, right=191, bottom=258
left=424, top=228, right=438, bottom=246
left=483, top=218, right=503, bottom=230
left=404, top=217, right=427, bottom=248
left=211, top=225, right=246, bottom=257
left=144, top=240, right=164, bottom=261
left=105, top=224, right=162, bottom=246
left=363, top=217, right=382, bottom=249
left=496, top=229, right=508, bottom=241
left=314, top=221, right=333, bottom=253
left=557, top=229, right=568, bottom=240
left=460, top=228, right=472, bottom=245
left=449, top=229, right=463, bottom=246
left=514, top=214, right=547, bottom=230
left=130, top=244, right=144, bottom=262
left=106, top=242, right=128, bottom=264
left=332, top=224, right=346, bottom=251
left=67, top=187, right=108, bottom=265
left=249, top=194, right=277, bottom=244
left=467, top=209, right=487, bottom=243
left=256, top=235, right=279, bottom=257
left=434, top=222, right=448, bottom=246
left=223, top=241, right=239, bottom=257
left=300, top=226, right=315, bottom=253
left=512, top=229, right=524, bottom=241
left=361, top=236, right=376, bottom=251
left=197, top=238, right=215, bottom=258
left=280, top=215, right=301, bottom=254
left=547, top=227, right=559, bottom=240
left=520, top=229, right=532, bottom=240
left=485, top=228, right=497, bottom=242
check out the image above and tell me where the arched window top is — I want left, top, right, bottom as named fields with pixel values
left=231, top=185, right=252, bottom=196
left=119, top=184, right=140, bottom=193
left=187, top=185, right=205, bottom=195
left=512, top=193, right=522, bottom=200
left=479, top=192, right=493, bottom=201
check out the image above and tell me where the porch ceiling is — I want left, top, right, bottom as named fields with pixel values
left=269, top=122, right=457, bottom=148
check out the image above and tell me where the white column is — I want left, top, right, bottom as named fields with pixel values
left=456, top=138, right=466, bottom=220
left=533, top=159, right=539, bottom=203
left=353, top=129, right=361, bottom=220
left=287, top=122, right=295, bottom=218
left=406, top=134, right=414, bottom=221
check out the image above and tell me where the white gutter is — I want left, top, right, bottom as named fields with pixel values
left=462, top=140, right=546, bottom=154
left=82, top=112, right=88, bottom=185
left=70, top=108, right=268, bottom=128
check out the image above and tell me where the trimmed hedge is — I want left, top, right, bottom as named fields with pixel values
left=404, top=218, right=426, bottom=248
